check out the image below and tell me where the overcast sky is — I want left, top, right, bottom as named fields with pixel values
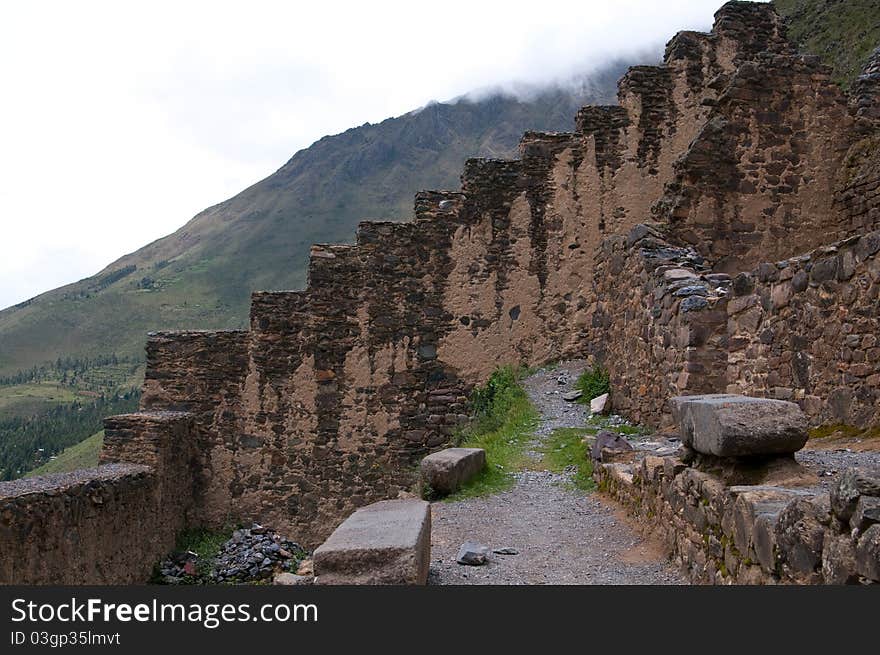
left=0, top=0, right=722, bottom=310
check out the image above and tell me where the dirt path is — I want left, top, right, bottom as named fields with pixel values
left=428, top=361, right=684, bottom=585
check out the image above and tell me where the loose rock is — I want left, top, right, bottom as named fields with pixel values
left=457, top=542, right=491, bottom=566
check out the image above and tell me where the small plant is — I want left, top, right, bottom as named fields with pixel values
left=446, top=365, right=538, bottom=500
left=539, top=427, right=595, bottom=492
left=574, top=366, right=610, bottom=403
left=173, top=526, right=235, bottom=578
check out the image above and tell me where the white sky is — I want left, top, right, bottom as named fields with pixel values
left=0, top=0, right=722, bottom=310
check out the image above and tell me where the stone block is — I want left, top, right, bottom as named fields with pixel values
left=855, top=524, right=880, bottom=582
left=822, top=534, right=859, bottom=584
left=420, top=448, right=486, bottom=495
left=775, top=497, right=827, bottom=583
left=830, top=466, right=880, bottom=522
left=670, top=394, right=807, bottom=457
left=313, top=499, right=431, bottom=585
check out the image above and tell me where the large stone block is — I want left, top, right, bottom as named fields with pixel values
left=420, top=448, right=486, bottom=494
left=670, top=394, right=807, bottom=457
left=313, top=499, right=431, bottom=585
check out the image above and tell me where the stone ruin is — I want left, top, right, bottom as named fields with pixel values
left=595, top=394, right=880, bottom=584
left=1, top=1, right=880, bottom=584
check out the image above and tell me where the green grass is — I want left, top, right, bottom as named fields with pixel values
left=774, top=0, right=880, bottom=89
left=26, top=431, right=104, bottom=476
left=0, top=383, right=81, bottom=417
left=171, top=526, right=235, bottom=579
left=443, top=366, right=539, bottom=501
left=808, top=423, right=880, bottom=441
left=539, top=427, right=595, bottom=492
left=574, top=366, right=610, bottom=405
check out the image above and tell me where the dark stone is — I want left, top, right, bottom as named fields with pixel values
left=456, top=541, right=490, bottom=566
left=673, top=285, right=709, bottom=297
left=791, top=270, right=808, bottom=293
left=733, top=273, right=756, bottom=296
left=809, top=257, right=838, bottom=284
left=680, top=296, right=709, bottom=312
left=775, top=497, right=826, bottom=580
left=417, top=344, right=437, bottom=360
left=855, top=524, right=880, bottom=581
left=831, top=466, right=880, bottom=522
left=590, top=430, right=633, bottom=461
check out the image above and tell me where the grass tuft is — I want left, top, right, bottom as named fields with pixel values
left=171, top=526, right=235, bottom=579
left=445, top=366, right=538, bottom=501
left=574, top=366, right=610, bottom=404
left=539, top=427, right=595, bottom=492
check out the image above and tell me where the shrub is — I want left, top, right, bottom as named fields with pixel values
left=574, top=366, right=610, bottom=402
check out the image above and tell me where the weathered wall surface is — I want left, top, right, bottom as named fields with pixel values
left=660, top=53, right=857, bottom=272
left=724, top=230, right=880, bottom=427
left=0, top=412, right=195, bottom=584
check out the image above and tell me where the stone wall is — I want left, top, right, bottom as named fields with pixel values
left=587, top=225, right=731, bottom=428
left=0, top=412, right=196, bottom=584
left=724, top=230, right=880, bottom=427
left=596, top=457, right=880, bottom=584
left=659, top=52, right=856, bottom=272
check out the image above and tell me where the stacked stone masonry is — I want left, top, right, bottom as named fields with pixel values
left=2, top=2, right=880, bottom=583
left=596, top=457, right=880, bottom=585
left=0, top=412, right=196, bottom=584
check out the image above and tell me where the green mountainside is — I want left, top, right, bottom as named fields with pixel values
left=0, top=73, right=623, bottom=380
left=774, top=0, right=880, bottom=87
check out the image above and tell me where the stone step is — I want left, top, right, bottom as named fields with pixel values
left=313, top=499, right=431, bottom=585
left=420, top=447, right=486, bottom=495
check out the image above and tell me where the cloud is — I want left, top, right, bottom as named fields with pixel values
left=0, top=0, right=721, bottom=309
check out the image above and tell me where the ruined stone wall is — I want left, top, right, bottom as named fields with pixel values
left=587, top=226, right=731, bottom=428
left=596, top=457, right=880, bottom=585
left=0, top=412, right=196, bottom=584
left=659, top=53, right=857, bottom=272
left=724, top=230, right=880, bottom=428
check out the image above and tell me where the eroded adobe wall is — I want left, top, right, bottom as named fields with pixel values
left=659, top=52, right=857, bottom=272
left=0, top=412, right=196, bottom=584
left=724, top=230, right=880, bottom=427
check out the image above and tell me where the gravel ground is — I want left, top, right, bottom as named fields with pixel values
left=428, top=361, right=684, bottom=585
left=797, top=448, right=880, bottom=491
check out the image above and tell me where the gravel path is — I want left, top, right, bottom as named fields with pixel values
left=428, top=361, right=684, bottom=585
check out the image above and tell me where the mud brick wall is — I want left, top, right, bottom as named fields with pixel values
left=587, top=225, right=730, bottom=428
left=724, top=230, right=880, bottom=428
left=596, top=457, right=880, bottom=585
left=659, top=53, right=856, bottom=272
left=0, top=412, right=197, bottom=584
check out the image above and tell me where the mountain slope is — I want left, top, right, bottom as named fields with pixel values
left=774, top=0, right=880, bottom=87
left=0, top=67, right=625, bottom=378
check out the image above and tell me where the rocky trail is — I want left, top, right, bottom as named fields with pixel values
left=428, top=361, right=684, bottom=585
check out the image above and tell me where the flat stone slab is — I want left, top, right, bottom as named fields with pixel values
left=420, top=447, right=486, bottom=494
left=313, top=499, right=431, bottom=585
left=671, top=394, right=807, bottom=457
left=590, top=393, right=609, bottom=414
